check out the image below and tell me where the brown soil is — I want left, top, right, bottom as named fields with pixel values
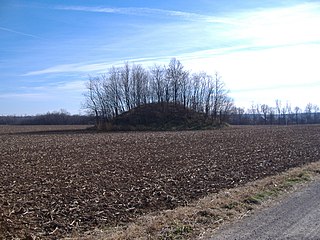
left=0, top=125, right=319, bottom=239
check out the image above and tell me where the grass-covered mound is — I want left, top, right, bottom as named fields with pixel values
left=104, top=103, right=220, bottom=131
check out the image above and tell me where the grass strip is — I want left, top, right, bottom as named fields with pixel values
left=66, top=162, right=320, bottom=240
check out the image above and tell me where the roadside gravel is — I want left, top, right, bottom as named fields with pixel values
left=210, top=180, right=320, bottom=240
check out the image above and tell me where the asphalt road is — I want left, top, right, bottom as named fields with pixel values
left=210, top=180, right=320, bottom=240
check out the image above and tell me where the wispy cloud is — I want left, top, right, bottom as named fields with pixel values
left=22, top=56, right=173, bottom=76
left=4, top=81, right=87, bottom=104
left=55, top=2, right=320, bottom=51
left=55, top=5, right=236, bottom=24
left=23, top=63, right=108, bottom=76
left=19, top=2, right=320, bottom=97
left=0, top=93, right=48, bottom=100
left=0, top=26, right=42, bottom=39
left=55, top=80, right=86, bottom=93
left=22, top=40, right=317, bottom=77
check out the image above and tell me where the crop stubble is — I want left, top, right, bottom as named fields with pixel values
left=0, top=125, right=319, bottom=239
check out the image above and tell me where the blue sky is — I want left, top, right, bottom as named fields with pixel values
left=1, top=0, right=319, bottom=115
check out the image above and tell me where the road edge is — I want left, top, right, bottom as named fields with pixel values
left=65, top=161, right=320, bottom=240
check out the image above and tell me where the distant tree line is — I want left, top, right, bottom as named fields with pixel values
left=0, top=110, right=94, bottom=125
left=84, top=58, right=233, bottom=126
left=228, top=101, right=320, bottom=125
left=3, top=58, right=317, bottom=127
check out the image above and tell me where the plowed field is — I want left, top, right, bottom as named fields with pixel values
left=1, top=125, right=319, bottom=239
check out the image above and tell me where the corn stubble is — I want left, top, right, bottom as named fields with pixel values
left=0, top=125, right=319, bottom=239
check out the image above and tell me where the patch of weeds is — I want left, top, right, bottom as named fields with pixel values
left=244, top=189, right=279, bottom=205
left=255, top=190, right=274, bottom=199
left=299, top=172, right=311, bottom=180
left=284, top=172, right=310, bottom=187
left=244, top=172, right=311, bottom=206
left=221, top=202, right=239, bottom=210
left=173, top=225, right=192, bottom=236
left=159, top=223, right=193, bottom=240
left=195, top=210, right=221, bottom=224
left=196, top=210, right=212, bottom=217
left=244, top=196, right=261, bottom=205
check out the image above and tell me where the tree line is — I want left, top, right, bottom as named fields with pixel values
left=0, top=110, right=94, bottom=125
left=2, top=58, right=318, bottom=127
left=84, top=58, right=233, bottom=126
left=229, top=101, right=320, bottom=125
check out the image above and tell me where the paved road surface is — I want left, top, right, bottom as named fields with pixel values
left=210, top=180, right=320, bottom=240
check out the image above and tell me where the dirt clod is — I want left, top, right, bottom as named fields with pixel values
left=0, top=125, right=320, bottom=239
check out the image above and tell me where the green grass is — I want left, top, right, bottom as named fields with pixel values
left=284, top=172, right=310, bottom=186
left=244, top=172, right=310, bottom=205
left=159, top=223, right=193, bottom=240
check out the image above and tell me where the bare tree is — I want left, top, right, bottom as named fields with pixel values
left=275, top=99, right=282, bottom=124
left=180, top=70, right=190, bottom=108
left=166, top=58, right=187, bottom=104
left=204, top=74, right=214, bottom=116
left=107, top=67, right=123, bottom=116
left=190, top=72, right=206, bottom=112
left=83, top=59, right=234, bottom=127
left=228, top=100, right=320, bottom=125
left=212, top=72, right=230, bottom=121
left=281, top=101, right=291, bottom=125
left=84, top=76, right=111, bottom=127
left=120, top=62, right=131, bottom=111
left=305, top=103, right=313, bottom=123
left=313, top=104, right=319, bottom=123
left=269, top=107, right=275, bottom=125
left=150, top=64, right=165, bottom=103
left=84, top=77, right=99, bottom=125
left=219, top=96, right=234, bottom=123
left=248, top=102, right=258, bottom=124
left=131, top=64, right=149, bottom=107
left=294, top=106, right=301, bottom=124
left=260, top=104, right=269, bottom=125
left=232, top=107, right=245, bottom=124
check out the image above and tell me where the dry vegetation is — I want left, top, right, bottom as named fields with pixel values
left=80, top=161, right=320, bottom=240
left=0, top=125, right=320, bottom=239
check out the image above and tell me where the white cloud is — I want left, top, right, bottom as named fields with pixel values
left=225, top=2, right=320, bottom=48
left=231, top=84, right=320, bottom=109
left=181, top=43, right=320, bottom=109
